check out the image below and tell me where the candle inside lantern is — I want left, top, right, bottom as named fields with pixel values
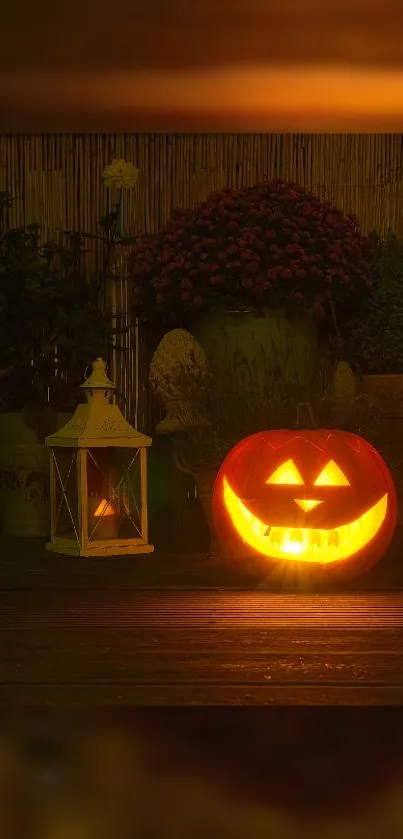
left=88, top=495, right=119, bottom=540
left=93, top=498, right=115, bottom=518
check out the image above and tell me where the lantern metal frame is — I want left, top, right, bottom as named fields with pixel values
left=45, top=358, right=154, bottom=557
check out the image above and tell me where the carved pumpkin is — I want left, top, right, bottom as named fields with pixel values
left=212, top=429, right=397, bottom=580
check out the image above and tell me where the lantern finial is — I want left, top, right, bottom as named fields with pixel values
left=81, top=357, right=116, bottom=393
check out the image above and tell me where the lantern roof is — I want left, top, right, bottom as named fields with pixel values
left=45, top=358, right=152, bottom=448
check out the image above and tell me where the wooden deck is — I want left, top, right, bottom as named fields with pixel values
left=1, top=536, right=403, bottom=706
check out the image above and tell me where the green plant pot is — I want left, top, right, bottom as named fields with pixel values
left=360, top=374, right=403, bottom=418
left=194, top=469, right=220, bottom=554
left=127, top=438, right=188, bottom=516
left=0, top=411, right=72, bottom=538
left=193, top=307, right=319, bottom=390
left=127, top=438, right=202, bottom=550
left=146, top=441, right=185, bottom=516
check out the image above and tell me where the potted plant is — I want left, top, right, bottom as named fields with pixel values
left=342, top=229, right=403, bottom=416
left=0, top=222, right=114, bottom=537
left=157, top=339, right=393, bottom=548
left=0, top=159, right=140, bottom=537
left=131, top=179, right=377, bottom=390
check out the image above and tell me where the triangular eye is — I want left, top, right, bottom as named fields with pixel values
left=314, top=460, right=350, bottom=487
left=266, top=459, right=304, bottom=485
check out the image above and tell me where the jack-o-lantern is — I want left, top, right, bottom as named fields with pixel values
left=212, top=429, right=397, bottom=581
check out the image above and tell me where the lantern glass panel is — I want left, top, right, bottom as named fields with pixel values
left=53, top=449, right=79, bottom=540
left=86, top=447, right=142, bottom=542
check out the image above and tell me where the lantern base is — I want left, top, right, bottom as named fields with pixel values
left=45, top=540, right=154, bottom=557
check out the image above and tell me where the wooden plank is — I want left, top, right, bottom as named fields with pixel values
left=2, top=530, right=403, bottom=591
left=2, top=626, right=401, bottom=653
left=2, top=631, right=403, bottom=685
left=2, top=589, right=403, bottom=706
left=3, top=591, right=403, bottom=627
left=1, top=683, right=403, bottom=707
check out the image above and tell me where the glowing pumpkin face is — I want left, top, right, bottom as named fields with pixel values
left=212, top=429, right=397, bottom=580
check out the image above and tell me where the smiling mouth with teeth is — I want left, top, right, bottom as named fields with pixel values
left=222, top=478, right=389, bottom=564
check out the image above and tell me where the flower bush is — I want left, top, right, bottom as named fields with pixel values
left=343, top=230, right=403, bottom=374
left=130, top=180, right=377, bottom=330
left=0, top=156, right=140, bottom=414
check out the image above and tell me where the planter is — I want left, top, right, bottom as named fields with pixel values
left=358, top=375, right=403, bottom=524
left=193, top=471, right=217, bottom=533
left=360, top=374, right=403, bottom=418
left=193, top=307, right=319, bottom=389
left=0, top=411, right=72, bottom=538
left=168, top=446, right=219, bottom=552
left=147, top=440, right=211, bottom=552
left=194, top=470, right=220, bottom=553
left=155, top=397, right=186, bottom=435
left=147, top=440, right=177, bottom=515
left=155, top=398, right=208, bottom=436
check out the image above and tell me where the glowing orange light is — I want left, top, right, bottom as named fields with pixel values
left=93, top=498, right=115, bottom=517
left=222, top=477, right=388, bottom=565
left=294, top=498, right=323, bottom=512
left=314, top=460, right=350, bottom=487
left=266, top=459, right=304, bottom=486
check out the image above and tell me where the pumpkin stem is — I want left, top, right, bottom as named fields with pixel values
left=294, top=401, right=318, bottom=429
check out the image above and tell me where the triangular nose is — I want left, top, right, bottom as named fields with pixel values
left=294, top=498, right=323, bottom=512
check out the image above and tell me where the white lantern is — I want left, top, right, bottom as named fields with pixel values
left=45, top=358, right=154, bottom=557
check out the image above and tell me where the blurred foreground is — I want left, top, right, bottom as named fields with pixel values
left=1, top=709, right=403, bottom=838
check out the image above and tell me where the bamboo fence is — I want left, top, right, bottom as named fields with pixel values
left=1, top=133, right=403, bottom=430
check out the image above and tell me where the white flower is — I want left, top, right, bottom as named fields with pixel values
left=103, top=159, right=139, bottom=189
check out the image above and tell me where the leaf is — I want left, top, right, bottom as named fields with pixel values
left=98, top=211, right=119, bottom=230
left=0, top=191, right=13, bottom=210
left=80, top=232, right=101, bottom=241
left=115, top=235, right=140, bottom=246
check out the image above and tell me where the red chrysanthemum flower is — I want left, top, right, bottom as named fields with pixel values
left=130, top=180, right=377, bottom=329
